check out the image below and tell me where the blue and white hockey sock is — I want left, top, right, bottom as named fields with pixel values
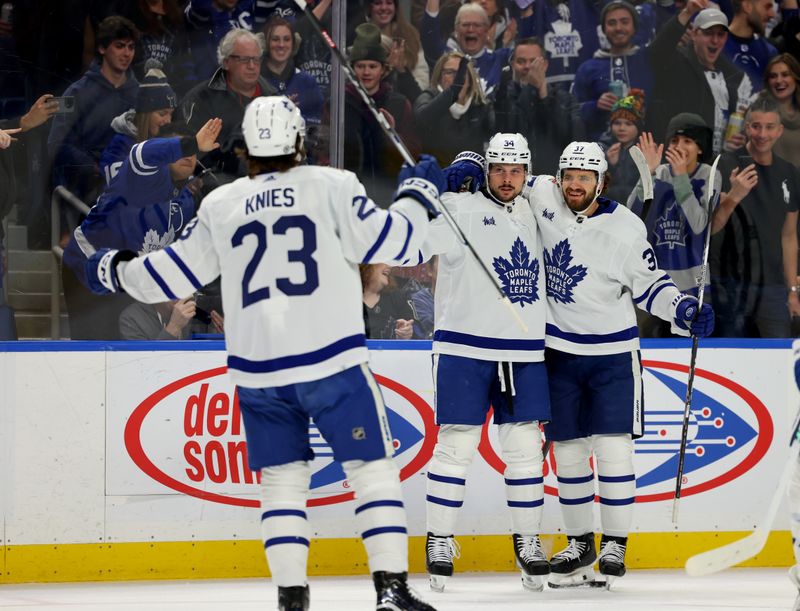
left=343, top=457, right=408, bottom=573
left=260, top=461, right=312, bottom=587
left=426, top=425, right=481, bottom=535
left=593, top=434, right=635, bottom=537
left=553, top=438, right=595, bottom=536
left=499, top=422, right=544, bottom=534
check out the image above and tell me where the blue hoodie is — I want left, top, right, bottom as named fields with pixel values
left=48, top=63, right=139, bottom=190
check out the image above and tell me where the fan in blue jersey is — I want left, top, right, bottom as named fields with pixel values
left=413, top=134, right=551, bottom=593
left=62, top=118, right=222, bottom=340
left=83, top=95, right=443, bottom=611
left=528, top=142, right=714, bottom=589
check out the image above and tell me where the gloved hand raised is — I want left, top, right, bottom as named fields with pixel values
left=449, top=56, right=469, bottom=96
left=674, top=295, right=715, bottom=338
left=443, top=151, right=485, bottom=193
left=395, top=154, right=446, bottom=219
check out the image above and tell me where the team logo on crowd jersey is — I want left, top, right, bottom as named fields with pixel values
left=543, top=239, right=587, bottom=304
left=124, top=369, right=436, bottom=507
left=477, top=360, right=771, bottom=502
left=492, top=238, right=540, bottom=306
left=654, top=202, right=687, bottom=249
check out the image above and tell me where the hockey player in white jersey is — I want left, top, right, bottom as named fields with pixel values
left=525, top=142, right=715, bottom=588
left=82, top=96, right=442, bottom=611
left=416, top=134, right=551, bottom=593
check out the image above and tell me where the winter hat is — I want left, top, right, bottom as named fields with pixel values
left=600, top=0, right=638, bottom=31
left=665, top=112, right=713, bottom=163
left=610, top=88, right=646, bottom=129
left=136, top=69, right=178, bottom=113
left=349, top=23, right=388, bottom=64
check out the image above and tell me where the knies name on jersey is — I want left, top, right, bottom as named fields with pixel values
left=245, top=187, right=296, bottom=214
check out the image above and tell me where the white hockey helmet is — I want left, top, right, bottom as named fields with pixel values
left=242, top=96, right=306, bottom=158
left=485, top=132, right=531, bottom=181
left=557, top=141, right=607, bottom=199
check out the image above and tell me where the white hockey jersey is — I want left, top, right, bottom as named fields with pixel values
left=413, top=189, right=546, bottom=362
left=527, top=175, right=687, bottom=356
left=114, top=165, right=431, bottom=387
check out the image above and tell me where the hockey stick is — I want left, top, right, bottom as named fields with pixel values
left=629, top=146, right=653, bottom=218
left=292, top=0, right=528, bottom=334
left=685, top=408, right=800, bottom=576
left=672, top=154, right=721, bottom=524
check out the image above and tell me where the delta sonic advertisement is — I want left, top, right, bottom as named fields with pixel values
left=105, top=346, right=790, bottom=534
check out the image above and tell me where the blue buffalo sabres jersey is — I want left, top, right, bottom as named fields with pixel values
left=413, top=189, right=546, bottom=362
left=527, top=176, right=687, bottom=355
left=113, top=166, right=430, bottom=387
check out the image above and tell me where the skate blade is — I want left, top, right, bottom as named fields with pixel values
left=429, top=574, right=448, bottom=592
left=547, top=567, right=602, bottom=589
left=603, top=575, right=615, bottom=590
left=520, top=572, right=546, bottom=592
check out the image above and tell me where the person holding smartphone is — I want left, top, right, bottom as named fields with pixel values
left=711, top=94, right=800, bottom=337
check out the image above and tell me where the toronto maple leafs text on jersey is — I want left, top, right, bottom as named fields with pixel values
left=113, top=166, right=431, bottom=387
left=527, top=176, right=688, bottom=355
left=411, top=190, right=547, bottom=362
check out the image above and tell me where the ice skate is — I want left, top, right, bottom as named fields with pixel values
left=374, top=571, right=437, bottom=610
left=426, top=533, right=460, bottom=592
left=512, top=534, right=550, bottom=591
left=598, top=534, right=627, bottom=589
left=547, top=532, right=602, bottom=589
left=278, top=584, right=309, bottom=611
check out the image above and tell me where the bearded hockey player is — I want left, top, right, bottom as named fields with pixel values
left=82, top=96, right=443, bottom=611
left=415, top=133, right=551, bottom=593
left=526, top=141, right=715, bottom=588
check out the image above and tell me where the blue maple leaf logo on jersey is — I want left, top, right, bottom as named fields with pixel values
left=543, top=239, right=587, bottom=304
left=492, top=237, right=540, bottom=306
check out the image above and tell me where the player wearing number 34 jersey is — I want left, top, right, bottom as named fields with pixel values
left=83, top=96, right=439, bottom=611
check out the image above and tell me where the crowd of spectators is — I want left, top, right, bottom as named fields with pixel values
left=1, top=0, right=800, bottom=340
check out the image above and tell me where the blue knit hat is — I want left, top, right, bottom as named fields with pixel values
left=136, top=69, right=178, bottom=113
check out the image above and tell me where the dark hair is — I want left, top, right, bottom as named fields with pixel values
left=745, top=92, right=783, bottom=124
left=263, top=16, right=298, bottom=60
left=159, top=121, right=193, bottom=139
left=136, top=0, right=183, bottom=34
left=512, top=36, right=548, bottom=60
left=764, top=53, right=800, bottom=111
left=97, top=15, right=139, bottom=51
left=246, top=135, right=305, bottom=176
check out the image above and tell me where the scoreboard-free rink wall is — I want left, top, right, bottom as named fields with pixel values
left=0, top=339, right=796, bottom=583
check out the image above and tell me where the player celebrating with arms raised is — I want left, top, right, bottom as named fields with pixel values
left=417, top=134, right=551, bottom=593
left=526, top=142, right=714, bottom=587
left=82, top=96, right=441, bottom=611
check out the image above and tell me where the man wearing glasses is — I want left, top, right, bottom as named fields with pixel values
left=182, top=28, right=277, bottom=180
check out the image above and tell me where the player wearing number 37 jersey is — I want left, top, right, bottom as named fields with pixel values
left=83, top=96, right=440, bottom=611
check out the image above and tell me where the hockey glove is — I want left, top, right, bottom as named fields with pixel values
left=674, top=295, right=715, bottom=338
left=86, top=248, right=137, bottom=295
left=443, top=151, right=485, bottom=193
left=395, top=154, right=446, bottom=219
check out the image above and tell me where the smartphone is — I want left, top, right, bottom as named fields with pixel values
left=738, top=155, right=755, bottom=170
left=193, top=306, right=212, bottom=325
left=52, top=96, right=75, bottom=114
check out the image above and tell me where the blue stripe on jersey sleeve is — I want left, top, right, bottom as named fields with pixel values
left=143, top=258, right=178, bottom=299
left=393, top=211, right=413, bottom=262
left=228, top=333, right=367, bottom=374
left=165, top=246, right=202, bottom=289
left=645, top=280, right=676, bottom=312
left=633, top=273, right=670, bottom=304
left=545, top=323, right=638, bottom=344
left=433, top=329, right=545, bottom=351
left=362, top=215, right=393, bottom=264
